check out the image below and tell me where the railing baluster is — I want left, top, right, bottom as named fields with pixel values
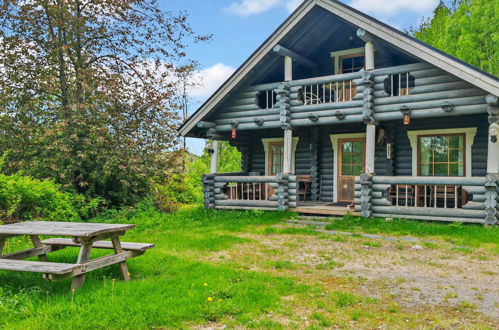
left=398, top=73, right=401, bottom=96
left=405, top=185, right=408, bottom=207
left=329, top=83, right=332, bottom=103
left=349, top=80, right=352, bottom=101
left=322, top=83, right=325, bottom=104
left=424, top=185, right=427, bottom=207
left=391, top=75, right=394, bottom=97
left=271, top=90, right=274, bottom=109
left=316, top=84, right=319, bottom=104
left=444, top=185, right=447, bottom=208
left=342, top=80, right=345, bottom=101
left=396, top=185, right=399, bottom=206
left=434, top=185, right=437, bottom=208
left=336, top=82, right=339, bottom=102
left=406, top=72, right=409, bottom=95
left=415, top=185, right=418, bottom=207
left=454, top=186, right=458, bottom=208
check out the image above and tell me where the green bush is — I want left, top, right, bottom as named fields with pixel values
left=0, top=172, right=102, bottom=223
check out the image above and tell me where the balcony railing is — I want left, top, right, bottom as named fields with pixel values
left=355, top=176, right=489, bottom=223
left=202, top=173, right=298, bottom=210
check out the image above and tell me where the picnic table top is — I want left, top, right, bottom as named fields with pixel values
left=0, top=221, right=135, bottom=237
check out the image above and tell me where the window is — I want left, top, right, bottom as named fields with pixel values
left=262, top=137, right=300, bottom=175
left=418, top=134, right=465, bottom=177
left=257, top=90, right=277, bottom=109
left=340, top=140, right=364, bottom=176
left=268, top=142, right=284, bottom=175
left=339, top=54, right=365, bottom=74
left=384, top=73, right=415, bottom=96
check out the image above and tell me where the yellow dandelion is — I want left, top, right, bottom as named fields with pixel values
left=203, top=283, right=208, bottom=287
left=127, top=272, right=131, bottom=276
left=207, top=297, right=213, bottom=302
left=218, top=299, right=222, bottom=302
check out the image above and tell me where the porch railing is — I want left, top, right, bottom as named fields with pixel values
left=202, top=172, right=298, bottom=211
left=354, top=176, right=490, bottom=224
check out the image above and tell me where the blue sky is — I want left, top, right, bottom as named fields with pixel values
left=158, top=0, right=441, bottom=154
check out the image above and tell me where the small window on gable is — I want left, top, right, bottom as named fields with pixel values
left=340, top=54, right=365, bottom=74
left=384, top=73, right=415, bottom=96
left=257, top=90, right=277, bottom=109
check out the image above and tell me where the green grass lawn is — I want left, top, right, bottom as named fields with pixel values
left=0, top=206, right=498, bottom=329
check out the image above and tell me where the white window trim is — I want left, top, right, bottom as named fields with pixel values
left=330, top=47, right=366, bottom=74
left=262, top=137, right=299, bottom=175
left=329, top=133, right=366, bottom=203
left=407, top=127, right=477, bottom=178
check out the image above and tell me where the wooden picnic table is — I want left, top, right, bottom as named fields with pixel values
left=0, top=221, right=154, bottom=290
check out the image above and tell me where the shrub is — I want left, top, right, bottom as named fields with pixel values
left=0, top=172, right=102, bottom=223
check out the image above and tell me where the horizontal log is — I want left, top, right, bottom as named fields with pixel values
left=224, top=104, right=267, bottom=113
left=372, top=206, right=484, bottom=218
left=371, top=62, right=433, bottom=76
left=214, top=206, right=277, bottom=211
left=215, top=200, right=279, bottom=208
left=374, top=81, right=472, bottom=97
left=373, top=68, right=445, bottom=83
left=231, top=96, right=258, bottom=106
left=291, top=101, right=363, bottom=112
left=372, top=213, right=484, bottom=224
left=374, top=88, right=485, bottom=106
left=374, top=104, right=488, bottom=121
left=245, top=82, right=282, bottom=92
left=214, top=176, right=277, bottom=183
left=215, top=115, right=280, bottom=125
left=273, top=45, right=319, bottom=68
left=372, top=176, right=486, bottom=185
left=216, top=121, right=281, bottom=131
left=373, top=95, right=485, bottom=112
left=291, top=114, right=364, bottom=126
left=354, top=198, right=392, bottom=206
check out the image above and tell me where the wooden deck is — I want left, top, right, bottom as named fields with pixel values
left=291, top=202, right=360, bottom=216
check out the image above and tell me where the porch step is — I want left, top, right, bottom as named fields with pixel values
left=294, top=215, right=331, bottom=221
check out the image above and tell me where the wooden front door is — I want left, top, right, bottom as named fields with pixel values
left=338, top=138, right=365, bottom=202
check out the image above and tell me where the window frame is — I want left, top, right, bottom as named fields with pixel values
left=416, top=133, right=466, bottom=177
left=262, top=137, right=300, bottom=175
left=339, top=53, right=365, bottom=74
left=268, top=141, right=284, bottom=175
left=407, top=127, right=477, bottom=178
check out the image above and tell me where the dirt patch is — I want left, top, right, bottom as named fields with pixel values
left=205, top=228, right=499, bottom=322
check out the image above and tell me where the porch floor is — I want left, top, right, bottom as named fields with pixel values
left=291, top=202, right=360, bottom=217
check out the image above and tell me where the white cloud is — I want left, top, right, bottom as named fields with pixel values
left=348, top=0, right=440, bottom=16
left=285, top=0, right=304, bottom=13
left=190, top=63, right=236, bottom=99
left=225, top=0, right=282, bottom=16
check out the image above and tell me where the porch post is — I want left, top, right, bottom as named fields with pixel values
left=365, top=124, right=376, bottom=174
left=209, top=140, right=219, bottom=174
left=284, top=56, right=292, bottom=82
left=357, top=29, right=375, bottom=70
left=283, top=129, right=293, bottom=173
left=485, top=94, right=498, bottom=225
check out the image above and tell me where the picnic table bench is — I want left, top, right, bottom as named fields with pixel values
left=0, top=221, right=154, bottom=290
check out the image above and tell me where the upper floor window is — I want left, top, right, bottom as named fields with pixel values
left=340, top=54, right=365, bottom=74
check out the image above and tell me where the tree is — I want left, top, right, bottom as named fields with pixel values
left=410, top=0, right=498, bottom=76
left=0, top=0, right=209, bottom=205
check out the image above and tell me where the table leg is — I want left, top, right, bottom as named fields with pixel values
left=0, top=236, right=5, bottom=257
left=30, top=235, right=48, bottom=261
left=111, top=237, right=130, bottom=281
left=71, top=242, right=92, bottom=290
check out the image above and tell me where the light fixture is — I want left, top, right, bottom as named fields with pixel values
left=400, top=105, right=411, bottom=126
left=441, top=101, right=454, bottom=112
left=490, top=123, right=499, bottom=143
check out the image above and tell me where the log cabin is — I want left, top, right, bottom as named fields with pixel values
left=179, top=0, right=499, bottom=225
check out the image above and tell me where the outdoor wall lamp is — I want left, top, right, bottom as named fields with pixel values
left=205, top=141, right=214, bottom=153
left=490, top=123, right=499, bottom=143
